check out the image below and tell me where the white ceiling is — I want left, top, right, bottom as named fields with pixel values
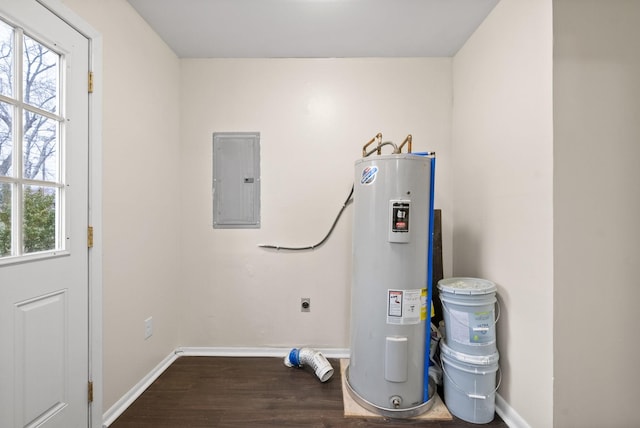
left=127, top=0, right=499, bottom=58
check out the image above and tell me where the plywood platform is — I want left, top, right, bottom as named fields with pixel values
left=340, top=359, right=452, bottom=420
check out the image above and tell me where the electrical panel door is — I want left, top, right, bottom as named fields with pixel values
left=212, top=132, right=260, bottom=228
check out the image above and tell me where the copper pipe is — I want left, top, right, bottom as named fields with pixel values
left=362, top=133, right=382, bottom=157
left=364, top=141, right=398, bottom=158
left=398, top=134, right=412, bottom=154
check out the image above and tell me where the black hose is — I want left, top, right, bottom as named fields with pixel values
left=258, top=184, right=354, bottom=251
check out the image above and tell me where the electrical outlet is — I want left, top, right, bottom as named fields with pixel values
left=301, top=298, right=311, bottom=312
left=144, top=317, right=153, bottom=339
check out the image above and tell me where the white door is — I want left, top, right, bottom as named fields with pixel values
left=0, top=1, right=90, bottom=427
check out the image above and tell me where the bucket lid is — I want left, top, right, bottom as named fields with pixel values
left=440, top=341, right=499, bottom=366
left=437, top=277, right=497, bottom=295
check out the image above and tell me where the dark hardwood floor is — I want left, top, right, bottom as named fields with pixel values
left=110, top=356, right=508, bottom=428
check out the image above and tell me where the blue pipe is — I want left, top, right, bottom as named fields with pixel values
left=424, top=154, right=436, bottom=402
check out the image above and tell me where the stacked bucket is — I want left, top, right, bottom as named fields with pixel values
left=437, top=278, right=500, bottom=424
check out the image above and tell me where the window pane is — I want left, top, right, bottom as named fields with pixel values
left=23, top=185, right=56, bottom=254
left=0, top=182, right=11, bottom=257
left=0, top=20, right=13, bottom=98
left=0, top=101, right=11, bottom=177
left=23, top=35, right=58, bottom=114
left=23, top=110, right=57, bottom=181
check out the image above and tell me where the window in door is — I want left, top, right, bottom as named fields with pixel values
left=0, top=18, right=65, bottom=260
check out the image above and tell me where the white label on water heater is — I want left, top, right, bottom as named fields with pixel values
left=387, top=289, right=423, bottom=325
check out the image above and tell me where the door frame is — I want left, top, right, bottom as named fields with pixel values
left=37, top=1, right=103, bottom=427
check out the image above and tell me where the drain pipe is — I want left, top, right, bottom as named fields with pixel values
left=284, top=347, right=334, bottom=382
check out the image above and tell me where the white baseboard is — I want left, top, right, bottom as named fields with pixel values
left=177, top=346, right=350, bottom=359
left=495, top=393, right=531, bottom=428
left=102, top=351, right=178, bottom=427
left=102, top=346, right=350, bottom=427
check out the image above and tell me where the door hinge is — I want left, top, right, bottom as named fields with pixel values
left=88, top=381, right=94, bottom=403
left=87, top=226, right=94, bottom=248
left=88, top=71, right=94, bottom=93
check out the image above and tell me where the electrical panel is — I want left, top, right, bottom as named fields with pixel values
left=212, top=132, right=260, bottom=228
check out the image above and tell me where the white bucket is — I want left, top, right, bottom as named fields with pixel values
left=440, top=341, right=500, bottom=424
left=438, top=277, right=498, bottom=356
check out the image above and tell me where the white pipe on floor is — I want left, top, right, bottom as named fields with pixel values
left=284, top=347, right=334, bottom=382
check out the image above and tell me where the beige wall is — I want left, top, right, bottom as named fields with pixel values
left=452, top=0, right=553, bottom=426
left=554, top=1, right=640, bottom=426
left=179, top=58, right=453, bottom=347
left=60, top=0, right=182, bottom=411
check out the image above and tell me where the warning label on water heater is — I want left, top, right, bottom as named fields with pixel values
left=387, top=288, right=426, bottom=325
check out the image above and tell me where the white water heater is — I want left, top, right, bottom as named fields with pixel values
left=346, top=147, right=436, bottom=418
